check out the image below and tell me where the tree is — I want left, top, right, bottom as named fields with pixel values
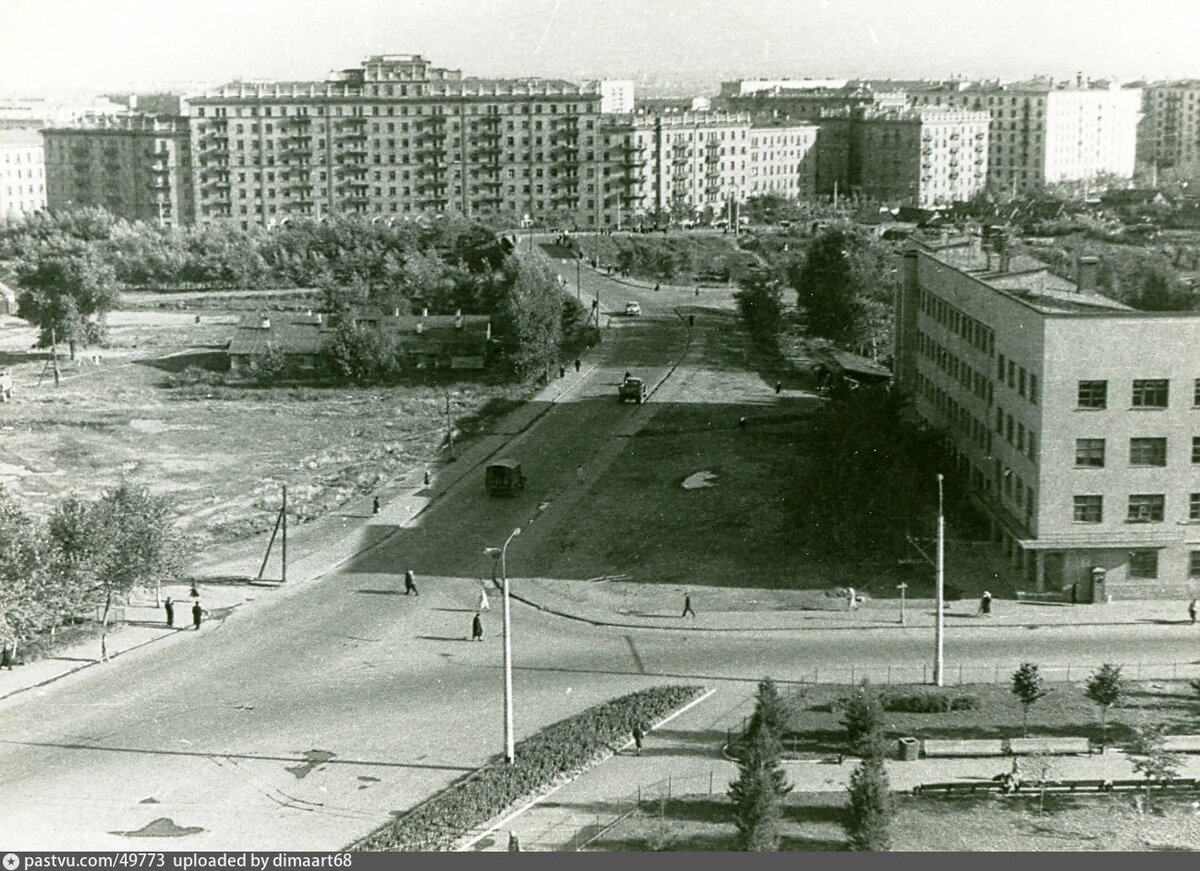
left=1025, top=751, right=1056, bottom=815
left=728, top=679, right=792, bottom=851
left=1011, top=662, right=1051, bottom=737
left=48, top=484, right=184, bottom=660
left=845, top=755, right=893, bottom=851
left=1084, top=663, right=1124, bottom=751
left=494, top=257, right=563, bottom=380
left=733, top=268, right=785, bottom=342
left=15, top=242, right=118, bottom=358
left=841, top=683, right=886, bottom=759
left=0, top=488, right=53, bottom=660
left=1129, top=721, right=1184, bottom=807
left=788, top=227, right=896, bottom=348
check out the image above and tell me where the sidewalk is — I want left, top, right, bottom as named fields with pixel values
left=469, top=682, right=1200, bottom=852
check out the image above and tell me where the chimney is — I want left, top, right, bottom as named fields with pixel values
left=1076, top=255, right=1100, bottom=292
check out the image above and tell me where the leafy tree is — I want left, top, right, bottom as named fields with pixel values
left=845, top=755, right=893, bottom=851
left=734, top=268, right=785, bottom=342
left=729, top=679, right=792, bottom=851
left=1011, top=663, right=1051, bottom=737
left=326, top=320, right=398, bottom=383
left=1129, top=721, right=1184, bottom=806
left=0, top=488, right=54, bottom=659
left=789, top=227, right=896, bottom=348
left=841, top=683, right=886, bottom=759
left=1084, top=663, right=1124, bottom=751
left=494, top=257, right=562, bottom=380
left=15, top=242, right=118, bottom=358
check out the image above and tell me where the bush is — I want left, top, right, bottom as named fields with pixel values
left=880, top=692, right=980, bottom=714
left=355, top=685, right=703, bottom=852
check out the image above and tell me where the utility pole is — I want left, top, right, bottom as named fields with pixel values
left=934, top=474, right=945, bottom=686
left=445, top=391, right=455, bottom=459
left=281, top=484, right=288, bottom=584
left=897, top=582, right=908, bottom=625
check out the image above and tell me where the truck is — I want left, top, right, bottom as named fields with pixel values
left=618, top=375, right=648, bottom=404
left=485, top=459, right=525, bottom=496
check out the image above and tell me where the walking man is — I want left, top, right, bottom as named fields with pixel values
left=847, top=587, right=858, bottom=611
left=1, top=645, right=12, bottom=670
left=980, top=591, right=993, bottom=616
left=471, top=612, right=484, bottom=641
left=404, top=570, right=419, bottom=596
left=479, top=585, right=491, bottom=612
left=164, top=597, right=175, bottom=628
left=1189, top=598, right=1197, bottom=625
left=574, top=358, right=581, bottom=373
left=192, top=601, right=203, bottom=630
left=372, top=496, right=380, bottom=515
left=632, top=722, right=645, bottom=756
left=682, top=593, right=696, bottom=619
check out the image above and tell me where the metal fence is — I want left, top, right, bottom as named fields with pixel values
left=772, top=660, right=1200, bottom=687
left=569, top=770, right=728, bottom=852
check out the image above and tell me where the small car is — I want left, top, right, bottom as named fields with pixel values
left=624, top=301, right=642, bottom=316
left=619, top=376, right=648, bottom=404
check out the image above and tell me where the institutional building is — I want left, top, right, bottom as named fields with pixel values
left=895, top=237, right=1200, bottom=600
left=0, top=129, right=46, bottom=224
left=1135, top=81, right=1200, bottom=182
left=908, top=80, right=1142, bottom=195
left=42, top=114, right=193, bottom=225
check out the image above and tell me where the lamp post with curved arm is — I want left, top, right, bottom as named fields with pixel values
left=484, top=526, right=522, bottom=764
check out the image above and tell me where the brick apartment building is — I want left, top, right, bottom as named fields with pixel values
left=1135, top=80, right=1200, bottom=183
left=895, top=237, right=1200, bottom=600
left=0, top=129, right=46, bottom=224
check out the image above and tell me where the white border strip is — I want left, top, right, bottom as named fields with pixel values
left=456, top=687, right=717, bottom=852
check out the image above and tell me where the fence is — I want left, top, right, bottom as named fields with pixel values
left=752, top=660, right=1200, bottom=689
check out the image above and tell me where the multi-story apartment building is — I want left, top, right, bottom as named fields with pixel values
left=42, top=115, right=193, bottom=225
left=748, top=123, right=819, bottom=199
left=851, top=107, right=989, bottom=207
left=895, top=238, right=1200, bottom=600
left=0, top=129, right=46, bottom=224
left=909, top=80, right=1141, bottom=195
left=1135, top=81, right=1200, bottom=182
left=181, top=54, right=620, bottom=229
left=597, top=80, right=635, bottom=115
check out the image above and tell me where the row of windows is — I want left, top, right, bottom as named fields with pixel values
left=1075, top=437, right=1200, bottom=467
left=1124, top=550, right=1200, bottom=580
left=197, top=103, right=594, bottom=119
left=915, top=372, right=990, bottom=452
left=1077, top=379, right=1200, bottom=409
left=916, top=331, right=993, bottom=404
left=995, top=406, right=1038, bottom=462
left=996, top=353, right=1038, bottom=405
left=917, top=288, right=996, bottom=355
left=1073, top=493, right=1200, bottom=523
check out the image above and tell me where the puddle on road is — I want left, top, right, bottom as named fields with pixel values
left=111, top=818, right=204, bottom=838
left=285, top=748, right=336, bottom=779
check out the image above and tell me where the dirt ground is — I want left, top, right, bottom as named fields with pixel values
left=0, top=310, right=511, bottom=551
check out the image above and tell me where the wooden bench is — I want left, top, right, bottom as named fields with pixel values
left=921, top=739, right=1006, bottom=758
left=1008, top=737, right=1092, bottom=756
left=1163, top=735, right=1200, bottom=753
left=1015, top=591, right=1066, bottom=605
left=912, top=781, right=1004, bottom=796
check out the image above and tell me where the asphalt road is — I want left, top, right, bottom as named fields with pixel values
left=1, top=245, right=1197, bottom=851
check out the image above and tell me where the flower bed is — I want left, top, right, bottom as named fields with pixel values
left=353, top=684, right=704, bottom=852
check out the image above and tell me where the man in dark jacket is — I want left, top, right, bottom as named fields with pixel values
left=404, top=570, right=419, bottom=596
left=632, top=723, right=645, bottom=756
left=192, top=601, right=203, bottom=630
left=165, top=597, right=175, bottom=628
left=472, top=612, right=484, bottom=641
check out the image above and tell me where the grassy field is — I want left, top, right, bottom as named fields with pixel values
left=592, top=791, right=1200, bottom=851
left=0, top=310, right=515, bottom=552
left=767, top=681, right=1200, bottom=757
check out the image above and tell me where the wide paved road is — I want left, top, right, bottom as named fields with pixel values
left=1, top=246, right=1196, bottom=850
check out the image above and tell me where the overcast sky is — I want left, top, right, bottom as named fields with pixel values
left=1, top=0, right=1197, bottom=96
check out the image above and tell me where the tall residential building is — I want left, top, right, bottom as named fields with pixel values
left=597, top=80, right=635, bottom=114
left=42, top=115, right=194, bottom=225
left=1135, top=81, right=1200, bottom=182
left=895, top=238, right=1200, bottom=600
left=850, top=107, right=989, bottom=207
left=0, top=129, right=46, bottom=224
left=909, top=80, right=1142, bottom=195
left=181, top=54, right=617, bottom=229
left=748, top=123, right=819, bottom=199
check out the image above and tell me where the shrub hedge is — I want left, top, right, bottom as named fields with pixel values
left=354, top=684, right=703, bottom=852
left=880, top=692, right=980, bottom=714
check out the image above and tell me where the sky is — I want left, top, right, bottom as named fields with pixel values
left=1, top=0, right=1198, bottom=97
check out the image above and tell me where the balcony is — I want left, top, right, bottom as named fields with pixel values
left=340, top=145, right=369, bottom=157
left=342, top=115, right=368, bottom=126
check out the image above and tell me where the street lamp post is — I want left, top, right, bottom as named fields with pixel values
left=934, top=474, right=945, bottom=687
left=485, top=526, right=522, bottom=764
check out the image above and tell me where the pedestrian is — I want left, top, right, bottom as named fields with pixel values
left=847, top=587, right=858, bottom=611
left=404, top=570, right=419, bottom=596
left=654, top=282, right=661, bottom=292
left=574, top=358, right=581, bottom=372
left=682, top=593, right=696, bottom=619
left=372, top=496, right=381, bottom=515
left=694, top=287, right=699, bottom=297
left=479, top=586, right=491, bottom=612
left=775, top=380, right=782, bottom=395
left=980, top=591, right=993, bottom=616
left=632, top=722, right=645, bottom=756
left=192, top=601, right=203, bottom=630
left=472, top=612, right=484, bottom=641
left=1189, top=598, right=1198, bottom=624
left=164, top=597, right=174, bottom=628
left=624, top=371, right=632, bottom=382
left=559, top=364, right=566, bottom=378
left=1, top=645, right=12, bottom=670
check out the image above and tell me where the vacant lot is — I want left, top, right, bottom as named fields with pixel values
left=767, top=680, right=1200, bottom=757
left=0, top=310, right=513, bottom=552
left=593, top=790, right=1200, bottom=851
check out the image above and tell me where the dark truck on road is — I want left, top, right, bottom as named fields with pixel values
left=618, top=375, right=648, bottom=404
left=485, top=459, right=525, bottom=496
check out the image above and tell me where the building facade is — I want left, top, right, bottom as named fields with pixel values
left=0, top=129, right=46, bottom=224
left=1135, top=81, right=1200, bottom=182
left=42, top=115, right=193, bottom=225
left=895, top=238, right=1200, bottom=600
left=909, top=81, right=1142, bottom=195
left=850, top=107, right=989, bottom=207
left=748, top=123, right=819, bottom=199
left=597, top=80, right=635, bottom=115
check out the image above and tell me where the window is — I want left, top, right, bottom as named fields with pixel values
left=1073, top=495, right=1102, bottom=522
left=1191, top=493, right=1200, bottom=521
left=1029, top=374, right=1038, bottom=405
left=1075, top=439, right=1105, bottom=467
left=1193, top=437, right=1200, bottom=464
left=1130, top=438, right=1167, bottom=467
left=1127, top=494, right=1165, bottom=523
left=1191, top=551, right=1200, bottom=578
left=1129, top=550, right=1159, bottom=579
left=1078, top=380, right=1107, bottom=409
left=1194, top=378, right=1200, bottom=406
left=1132, top=379, right=1169, bottom=408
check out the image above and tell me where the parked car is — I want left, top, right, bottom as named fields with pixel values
left=624, top=301, right=642, bottom=316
